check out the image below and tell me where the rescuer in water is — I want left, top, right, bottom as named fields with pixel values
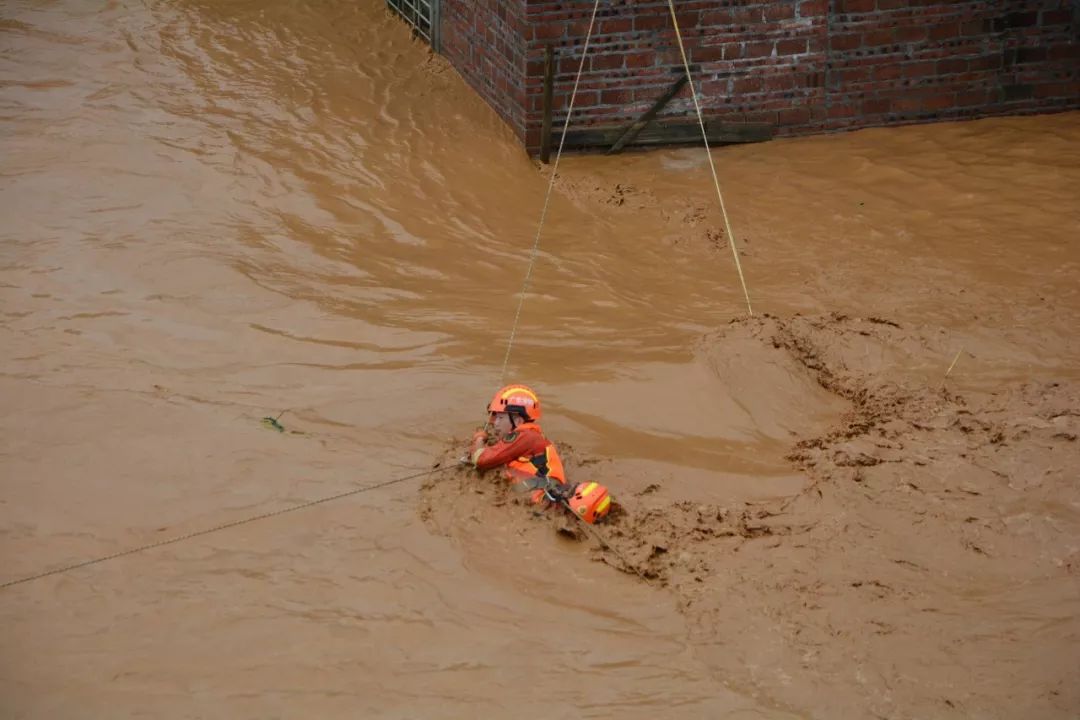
left=467, top=384, right=611, bottom=524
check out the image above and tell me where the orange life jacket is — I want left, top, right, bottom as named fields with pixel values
left=503, top=422, right=567, bottom=485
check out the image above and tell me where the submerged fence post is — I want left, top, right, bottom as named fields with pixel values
left=430, top=0, right=441, bottom=52
left=540, top=44, right=555, bottom=164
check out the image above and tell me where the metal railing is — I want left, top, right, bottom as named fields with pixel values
left=387, top=0, right=440, bottom=51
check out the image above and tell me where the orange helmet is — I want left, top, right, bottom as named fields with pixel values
left=487, top=384, right=542, bottom=422
left=567, top=482, right=612, bottom=524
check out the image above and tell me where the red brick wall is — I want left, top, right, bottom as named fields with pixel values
left=824, top=0, right=1079, bottom=130
left=440, top=1, right=1080, bottom=153
left=521, top=0, right=827, bottom=148
left=440, top=0, right=529, bottom=137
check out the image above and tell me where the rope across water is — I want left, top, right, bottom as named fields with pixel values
left=0, top=466, right=450, bottom=590
left=666, top=0, right=754, bottom=316
left=498, top=0, right=604, bottom=385
left=499, top=0, right=754, bottom=385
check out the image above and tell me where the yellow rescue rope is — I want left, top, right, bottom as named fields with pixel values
left=666, top=0, right=755, bottom=316
left=499, top=0, right=604, bottom=384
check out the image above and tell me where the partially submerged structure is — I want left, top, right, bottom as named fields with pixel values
left=388, top=1, right=1079, bottom=155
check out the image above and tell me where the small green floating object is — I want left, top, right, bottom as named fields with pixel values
left=261, top=416, right=285, bottom=433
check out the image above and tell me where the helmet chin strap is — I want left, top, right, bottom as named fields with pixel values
left=503, top=405, right=530, bottom=432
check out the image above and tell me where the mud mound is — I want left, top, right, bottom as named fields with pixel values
left=695, top=315, right=850, bottom=442
left=598, top=314, right=1080, bottom=719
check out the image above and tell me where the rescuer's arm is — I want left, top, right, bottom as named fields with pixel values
left=469, top=430, right=543, bottom=470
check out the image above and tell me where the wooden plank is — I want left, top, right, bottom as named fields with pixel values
left=607, top=75, right=688, bottom=155
left=558, top=120, right=773, bottom=151
left=540, top=45, right=555, bottom=164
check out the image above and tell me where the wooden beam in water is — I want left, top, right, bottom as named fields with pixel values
left=559, top=120, right=774, bottom=152
left=607, top=75, right=688, bottom=155
left=539, top=45, right=555, bottom=164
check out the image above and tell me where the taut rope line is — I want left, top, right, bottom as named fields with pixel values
left=0, top=466, right=451, bottom=590
left=498, top=0, right=604, bottom=385
left=666, top=0, right=755, bottom=316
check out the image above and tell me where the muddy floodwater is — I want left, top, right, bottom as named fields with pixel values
left=2, top=2, right=1078, bottom=719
